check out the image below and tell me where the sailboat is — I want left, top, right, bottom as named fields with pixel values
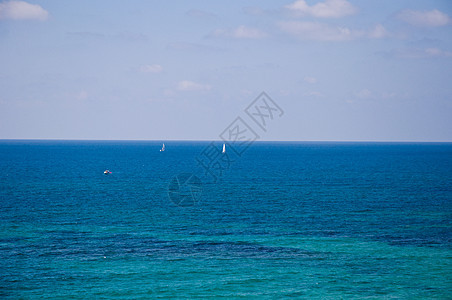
left=160, top=143, right=165, bottom=152
left=222, top=143, right=226, bottom=154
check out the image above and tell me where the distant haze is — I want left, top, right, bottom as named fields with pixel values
left=1, top=0, right=451, bottom=141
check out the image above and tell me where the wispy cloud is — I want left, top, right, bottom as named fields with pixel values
left=233, top=25, right=267, bottom=39
left=67, top=31, right=147, bottom=42
left=368, top=24, right=388, bottom=39
left=385, top=47, right=452, bottom=59
left=210, top=25, right=267, bottom=39
left=397, top=9, right=450, bottom=27
left=139, top=64, right=163, bottom=73
left=278, top=21, right=355, bottom=41
left=115, top=32, right=148, bottom=42
left=278, top=21, right=388, bottom=41
left=0, top=0, right=48, bottom=21
left=243, top=6, right=266, bottom=16
left=285, top=0, right=357, bottom=18
left=304, top=91, right=324, bottom=97
left=67, top=31, right=106, bottom=39
left=425, top=47, right=452, bottom=57
left=355, top=89, right=373, bottom=99
left=76, top=90, right=88, bottom=101
left=177, top=80, right=211, bottom=92
left=166, top=42, right=223, bottom=53
left=304, top=76, right=317, bottom=84
left=186, top=9, right=217, bottom=19
left=350, top=89, right=400, bottom=103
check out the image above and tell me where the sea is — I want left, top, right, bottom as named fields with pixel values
left=0, top=140, right=451, bottom=299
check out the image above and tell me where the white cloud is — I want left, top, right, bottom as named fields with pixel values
left=279, top=21, right=388, bottom=41
left=211, top=25, right=267, bottom=39
left=286, top=0, right=357, bottom=18
left=0, top=0, right=48, bottom=21
left=397, top=9, right=450, bottom=27
left=140, top=64, right=163, bottom=73
left=177, top=80, right=211, bottom=91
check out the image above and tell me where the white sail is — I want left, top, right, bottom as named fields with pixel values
left=160, top=143, right=165, bottom=152
left=222, top=143, right=226, bottom=153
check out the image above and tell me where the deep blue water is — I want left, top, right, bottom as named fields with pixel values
left=0, top=140, right=451, bottom=298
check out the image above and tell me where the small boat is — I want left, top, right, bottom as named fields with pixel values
left=160, top=143, right=165, bottom=152
left=222, top=143, right=226, bottom=154
left=104, top=170, right=111, bottom=174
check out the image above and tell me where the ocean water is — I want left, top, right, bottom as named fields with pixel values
left=0, top=140, right=451, bottom=299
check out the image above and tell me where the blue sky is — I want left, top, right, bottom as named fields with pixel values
left=0, top=0, right=451, bottom=141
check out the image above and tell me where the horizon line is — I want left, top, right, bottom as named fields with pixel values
left=1, top=138, right=451, bottom=143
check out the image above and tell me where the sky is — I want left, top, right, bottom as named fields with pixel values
left=0, top=0, right=451, bottom=141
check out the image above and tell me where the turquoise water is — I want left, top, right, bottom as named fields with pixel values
left=0, top=140, right=451, bottom=298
